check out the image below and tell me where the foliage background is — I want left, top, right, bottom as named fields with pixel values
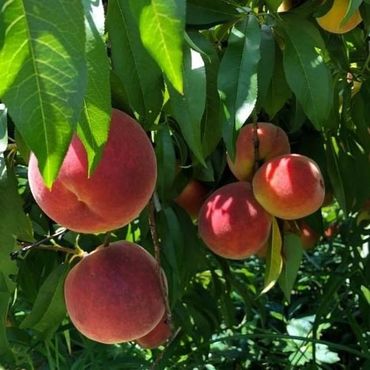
left=0, top=0, right=369, bottom=368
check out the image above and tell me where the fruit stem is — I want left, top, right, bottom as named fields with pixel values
left=102, top=232, right=111, bottom=247
left=148, top=197, right=172, bottom=329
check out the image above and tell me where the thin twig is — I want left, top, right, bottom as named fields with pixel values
left=148, top=196, right=172, bottom=328
left=12, top=228, right=68, bottom=259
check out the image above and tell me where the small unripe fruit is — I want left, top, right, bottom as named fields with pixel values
left=28, top=109, right=157, bottom=234
left=252, top=154, right=325, bottom=220
left=64, top=241, right=165, bottom=344
left=198, top=182, right=272, bottom=260
left=227, top=123, right=290, bottom=181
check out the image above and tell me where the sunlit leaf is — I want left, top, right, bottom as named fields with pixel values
left=262, top=217, right=283, bottom=294
left=0, top=0, right=87, bottom=186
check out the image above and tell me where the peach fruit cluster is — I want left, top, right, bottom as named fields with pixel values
left=28, top=109, right=171, bottom=347
left=198, top=123, right=325, bottom=259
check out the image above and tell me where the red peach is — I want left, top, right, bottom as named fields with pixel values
left=64, top=241, right=165, bottom=344
left=28, top=109, right=157, bottom=233
left=174, top=180, right=208, bottom=219
left=227, top=123, right=290, bottom=181
left=252, top=154, right=325, bottom=220
left=136, top=313, right=172, bottom=349
left=198, top=182, right=272, bottom=260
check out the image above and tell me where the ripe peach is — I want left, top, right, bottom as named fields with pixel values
left=28, top=109, right=157, bottom=233
left=227, top=123, right=290, bottom=181
left=252, top=154, right=325, bottom=220
left=174, top=180, right=208, bottom=219
left=136, top=314, right=172, bottom=349
left=198, top=182, right=272, bottom=260
left=316, top=0, right=362, bottom=34
left=64, top=241, right=165, bottom=344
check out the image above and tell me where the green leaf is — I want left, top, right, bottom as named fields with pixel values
left=0, top=105, right=7, bottom=153
left=360, top=285, right=370, bottom=305
left=129, top=0, right=185, bottom=93
left=0, top=0, right=87, bottom=187
left=0, top=157, right=33, bottom=291
left=77, top=0, right=111, bottom=176
left=280, top=15, right=333, bottom=130
left=257, top=25, right=275, bottom=110
left=186, top=0, right=239, bottom=27
left=20, top=264, right=69, bottom=338
left=218, top=15, right=261, bottom=158
left=0, top=273, right=11, bottom=357
left=107, top=0, right=164, bottom=128
left=155, top=127, right=176, bottom=202
left=352, top=81, right=370, bottom=152
left=278, top=233, right=303, bottom=303
left=157, top=208, right=184, bottom=304
left=188, top=31, right=223, bottom=157
left=262, top=217, right=283, bottom=294
left=325, top=137, right=347, bottom=214
left=262, top=46, right=292, bottom=118
left=169, top=47, right=206, bottom=165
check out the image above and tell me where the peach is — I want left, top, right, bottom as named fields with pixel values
left=174, top=180, right=208, bottom=219
left=252, top=154, right=325, bottom=220
left=136, top=313, right=172, bottom=349
left=227, top=123, right=290, bottom=181
left=64, top=241, right=165, bottom=344
left=316, top=0, right=362, bottom=34
left=28, top=109, right=157, bottom=233
left=299, top=221, right=319, bottom=250
left=198, top=182, right=272, bottom=260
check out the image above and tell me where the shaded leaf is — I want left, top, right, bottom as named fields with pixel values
left=0, top=274, right=11, bottom=357
left=325, top=137, right=347, bottom=214
left=0, top=0, right=87, bottom=187
left=77, top=0, right=111, bottom=176
left=278, top=233, right=303, bottom=302
left=20, top=264, right=69, bottom=338
left=155, top=127, right=176, bottom=202
left=186, top=0, right=239, bottom=27
left=262, top=46, right=292, bottom=118
left=107, top=0, right=164, bottom=128
left=280, top=15, right=333, bottom=130
left=129, top=0, right=185, bottom=93
left=257, top=25, right=275, bottom=110
left=0, top=158, right=33, bottom=291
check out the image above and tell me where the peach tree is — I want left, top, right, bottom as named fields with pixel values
left=0, top=0, right=370, bottom=368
